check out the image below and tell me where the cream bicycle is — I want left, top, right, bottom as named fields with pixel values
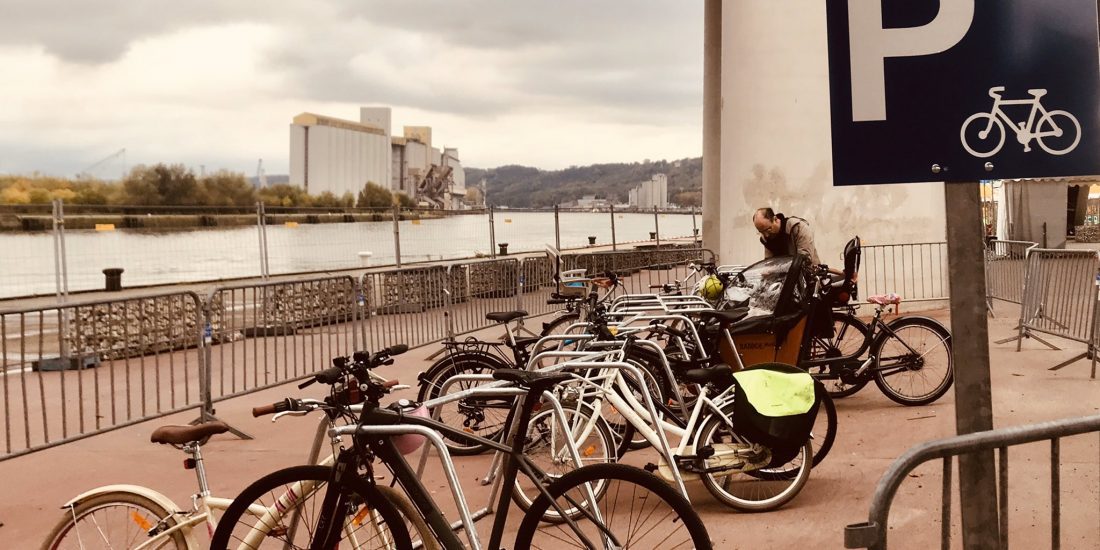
left=40, top=348, right=424, bottom=550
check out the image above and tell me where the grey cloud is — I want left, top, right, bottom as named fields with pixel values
left=268, top=1, right=702, bottom=119
left=0, top=0, right=309, bottom=63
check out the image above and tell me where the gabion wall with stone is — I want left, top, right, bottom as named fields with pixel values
left=64, top=294, right=203, bottom=361
left=1076, top=225, right=1100, bottom=243
left=258, top=277, right=357, bottom=328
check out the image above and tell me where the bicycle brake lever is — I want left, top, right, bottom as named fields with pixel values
left=390, top=384, right=412, bottom=392
left=272, top=410, right=310, bottom=422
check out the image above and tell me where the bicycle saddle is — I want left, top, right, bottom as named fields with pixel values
left=680, top=364, right=734, bottom=386
left=486, top=310, right=527, bottom=323
left=868, top=294, right=902, bottom=305
left=492, top=368, right=573, bottom=391
left=697, top=307, right=749, bottom=325
left=151, top=421, right=230, bottom=445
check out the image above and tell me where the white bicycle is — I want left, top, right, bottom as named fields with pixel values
left=960, top=86, right=1081, bottom=158
left=520, top=342, right=814, bottom=513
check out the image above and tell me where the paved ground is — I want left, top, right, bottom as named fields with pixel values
left=2, top=300, right=1098, bottom=549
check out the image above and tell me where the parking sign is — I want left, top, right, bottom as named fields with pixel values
left=827, top=0, right=1100, bottom=185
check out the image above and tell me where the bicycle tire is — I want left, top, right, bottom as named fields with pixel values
left=540, top=312, right=581, bottom=337
left=696, top=405, right=812, bottom=512
left=418, top=355, right=512, bottom=456
left=805, top=312, right=870, bottom=398
left=514, top=463, right=713, bottom=549
left=377, top=485, right=439, bottom=550
left=209, top=465, right=411, bottom=550
left=811, top=391, right=837, bottom=468
left=872, top=316, right=953, bottom=406
left=512, top=402, right=615, bottom=522
left=41, top=491, right=187, bottom=550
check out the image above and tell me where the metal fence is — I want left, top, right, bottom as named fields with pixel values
left=0, top=291, right=206, bottom=460
left=0, top=200, right=699, bottom=300
left=1008, top=249, right=1100, bottom=374
left=859, top=242, right=950, bottom=303
left=0, top=245, right=706, bottom=460
left=844, top=413, right=1100, bottom=550
left=985, top=240, right=1038, bottom=305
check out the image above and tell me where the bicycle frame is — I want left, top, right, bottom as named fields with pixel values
left=324, top=380, right=608, bottom=550
left=986, top=93, right=1055, bottom=142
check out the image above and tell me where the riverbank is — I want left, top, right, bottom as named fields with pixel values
left=0, top=210, right=449, bottom=231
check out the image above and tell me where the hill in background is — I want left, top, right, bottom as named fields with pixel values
left=466, top=157, right=702, bottom=208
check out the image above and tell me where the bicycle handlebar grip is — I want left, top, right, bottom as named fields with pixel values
left=252, top=399, right=292, bottom=417
left=386, top=344, right=409, bottom=356
left=649, top=284, right=664, bottom=289
left=382, top=379, right=400, bottom=389
left=546, top=298, right=568, bottom=304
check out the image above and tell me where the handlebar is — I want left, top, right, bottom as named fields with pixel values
left=252, top=398, right=298, bottom=417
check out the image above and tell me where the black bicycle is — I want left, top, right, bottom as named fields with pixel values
left=211, top=346, right=713, bottom=550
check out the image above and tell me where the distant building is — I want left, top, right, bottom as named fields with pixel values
left=559, top=195, right=613, bottom=210
left=289, top=113, right=391, bottom=198
left=629, top=174, right=669, bottom=209
left=290, top=107, right=466, bottom=209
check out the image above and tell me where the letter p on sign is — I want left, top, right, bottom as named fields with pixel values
left=848, top=0, right=975, bottom=121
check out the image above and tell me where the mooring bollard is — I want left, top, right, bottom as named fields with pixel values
left=358, top=251, right=373, bottom=267
left=498, top=243, right=509, bottom=255
left=103, top=268, right=124, bottom=292
left=588, top=236, right=597, bottom=245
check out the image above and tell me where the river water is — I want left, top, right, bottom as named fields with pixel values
left=0, top=211, right=697, bottom=299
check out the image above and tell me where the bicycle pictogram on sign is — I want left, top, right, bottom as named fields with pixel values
left=960, top=86, right=1081, bottom=158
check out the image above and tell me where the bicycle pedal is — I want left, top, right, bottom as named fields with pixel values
left=644, top=462, right=659, bottom=474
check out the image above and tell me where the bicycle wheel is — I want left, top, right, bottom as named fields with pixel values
left=42, top=491, right=187, bottom=550
left=811, top=392, right=836, bottom=468
left=960, top=112, right=1005, bottom=158
left=805, top=312, right=870, bottom=398
left=1037, top=110, right=1081, bottom=155
left=513, top=402, right=615, bottom=521
left=209, top=465, right=411, bottom=550
left=514, top=463, right=712, bottom=549
left=377, top=485, right=439, bottom=550
left=418, top=356, right=511, bottom=456
left=540, top=312, right=580, bottom=336
left=872, top=317, right=953, bottom=406
left=696, top=407, right=812, bottom=512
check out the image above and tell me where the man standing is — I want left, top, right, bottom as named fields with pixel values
left=752, top=207, right=821, bottom=265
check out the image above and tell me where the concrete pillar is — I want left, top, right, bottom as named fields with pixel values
left=715, top=1, right=946, bottom=267
left=701, top=0, right=723, bottom=258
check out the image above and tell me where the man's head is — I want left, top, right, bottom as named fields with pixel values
left=752, top=207, right=780, bottom=238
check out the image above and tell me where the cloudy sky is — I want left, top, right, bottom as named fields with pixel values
left=0, top=1, right=704, bottom=178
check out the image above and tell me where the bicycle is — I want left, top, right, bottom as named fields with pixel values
left=960, top=86, right=1081, bottom=158
left=212, top=347, right=713, bottom=549
left=39, top=418, right=418, bottom=550
left=525, top=341, right=816, bottom=512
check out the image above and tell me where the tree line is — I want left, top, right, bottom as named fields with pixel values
left=0, top=164, right=413, bottom=208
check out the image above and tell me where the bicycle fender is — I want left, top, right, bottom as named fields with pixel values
left=871, top=316, right=952, bottom=350
left=62, top=484, right=182, bottom=514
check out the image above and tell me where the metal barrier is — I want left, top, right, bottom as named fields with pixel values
left=859, top=242, right=949, bottom=302
left=985, top=240, right=1037, bottom=305
left=445, top=258, right=523, bottom=337
left=1005, top=248, right=1100, bottom=374
left=844, top=413, right=1100, bottom=550
left=0, top=291, right=205, bottom=460
left=204, top=276, right=360, bottom=405
left=360, top=266, right=451, bottom=351
left=573, top=247, right=716, bottom=295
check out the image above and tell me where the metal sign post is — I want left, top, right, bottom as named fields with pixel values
left=944, top=182, right=999, bottom=547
